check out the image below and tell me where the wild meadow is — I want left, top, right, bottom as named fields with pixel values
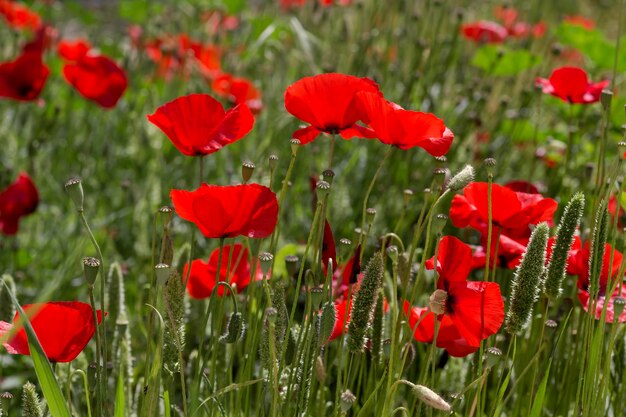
left=1, top=0, right=626, bottom=416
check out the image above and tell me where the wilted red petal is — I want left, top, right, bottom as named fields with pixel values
left=322, top=219, right=337, bottom=275
left=148, top=94, right=254, bottom=156
left=63, top=55, right=127, bottom=108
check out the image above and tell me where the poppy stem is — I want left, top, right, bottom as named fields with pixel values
left=88, top=284, right=104, bottom=417
left=328, top=134, right=336, bottom=169
left=483, top=172, right=494, bottom=282
left=359, top=146, right=393, bottom=262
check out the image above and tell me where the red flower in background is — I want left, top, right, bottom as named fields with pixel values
left=536, top=67, right=609, bottom=104
left=212, top=73, right=263, bottom=113
left=148, top=94, right=254, bottom=157
left=184, top=243, right=261, bottom=299
left=404, top=236, right=504, bottom=357
left=564, top=15, right=595, bottom=30
left=62, top=54, right=127, bottom=108
left=608, top=194, right=626, bottom=228
left=0, top=0, right=41, bottom=31
left=0, top=45, right=49, bottom=101
left=355, top=92, right=454, bottom=156
left=57, top=39, right=91, bottom=61
left=284, top=73, right=382, bottom=144
left=0, top=172, right=39, bottom=235
left=170, top=183, right=278, bottom=239
left=0, top=301, right=103, bottom=363
left=461, top=21, right=508, bottom=43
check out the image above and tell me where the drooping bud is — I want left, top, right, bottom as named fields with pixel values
left=21, top=382, right=42, bottom=417
left=340, top=390, right=357, bottom=413
left=506, top=223, right=550, bottom=334
left=447, top=164, right=475, bottom=191
left=155, top=263, right=170, bottom=285
left=220, top=312, right=245, bottom=344
left=241, top=161, right=255, bottom=183
left=412, top=384, right=452, bottom=412
left=64, top=177, right=84, bottom=212
left=83, top=257, right=100, bottom=286
left=348, top=252, right=384, bottom=353
left=545, top=193, right=584, bottom=300
left=290, top=138, right=301, bottom=156
left=258, top=252, right=273, bottom=276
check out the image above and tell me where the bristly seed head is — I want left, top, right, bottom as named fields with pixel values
left=447, top=165, right=475, bottom=192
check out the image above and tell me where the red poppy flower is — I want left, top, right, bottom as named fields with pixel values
left=355, top=92, right=454, bottom=156
left=536, top=67, right=609, bottom=104
left=284, top=73, right=382, bottom=144
left=564, top=15, right=595, bottom=30
left=450, top=182, right=557, bottom=240
left=57, top=39, right=91, bottom=61
left=0, top=172, right=39, bottom=235
left=461, top=21, right=508, bottom=44
left=566, top=237, right=623, bottom=295
left=0, top=301, right=103, bottom=363
left=326, top=296, right=351, bottom=342
left=0, top=47, right=49, bottom=101
left=608, top=194, right=626, bottom=229
left=62, top=54, right=127, bottom=108
left=211, top=73, right=263, bottom=114
left=170, top=183, right=278, bottom=239
left=184, top=243, right=262, bottom=299
left=147, top=94, right=254, bottom=157
left=577, top=284, right=626, bottom=323
left=405, top=236, right=504, bottom=357
left=0, top=0, right=41, bottom=31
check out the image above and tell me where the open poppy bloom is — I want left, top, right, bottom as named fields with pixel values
left=0, top=0, right=41, bottom=31
left=57, top=39, right=91, bottom=61
left=0, top=47, right=49, bottom=101
left=404, top=236, right=504, bottom=357
left=0, top=301, right=103, bottom=363
left=565, top=237, right=626, bottom=323
left=212, top=73, right=263, bottom=113
left=461, top=21, right=508, bottom=43
left=536, top=67, right=609, bottom=104
left=492, top=6, right=546, bottom=39
left=184, top=243, right=262, bottom=299
left=62, top=54, right=128, bottom=108
left=148, top=94, right=254, bottom=157
left=171, top=183, right=278, bottom=239
left=355, top=92, right=454, bottom=156
left=284, top=73, right=382, bottom=144
left=0, top=172, right=39, bottom=235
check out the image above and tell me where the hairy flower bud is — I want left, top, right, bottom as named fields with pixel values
left=220, top=312, right=245, bottom=344
left=21, top=382, right=42, bottom=417
left=447, top=164, right=475, bottom=191
left=412, top=384, right=451, bottom=412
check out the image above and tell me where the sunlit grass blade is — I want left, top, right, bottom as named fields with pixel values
left=115, top=364, right=125, bottom=417
left=141, top=304, right=165, bottom=417
left=529, top=359, right=551, bottom=417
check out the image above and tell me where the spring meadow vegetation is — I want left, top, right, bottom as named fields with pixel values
left=1, top=0, right=626, bottom=416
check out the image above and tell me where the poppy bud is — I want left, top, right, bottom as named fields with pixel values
left=412, top=384, right=451, bottom=412
left=241, top=161, right=255, bottom=183
left=484, top=347, right=502, bottom=368
left=340, top=390, right=356, bottom=413
left=447, top=164, right=475, bottom=191
left=428, top=289, right=447, bottom=315
left=319, top=301, right=336, bottom=344
left=348, top=252, right=383, bottom=353
left=83, top=257, right=100, bottom=286
left=285, top=255, right=299, bottom=278
left=268, top=154, right=278, bottom=171
left=316, top=180, right=331, bottom=199
left=290, top=138, right=301, bottom=156
left=545, top=192, right=584, bottom=300
left=159, top=205, right=173, bottom=222
left=155, top=263, right=170, bottom=285
left=258, top=252, right=273, bottom=276
left=321, top=169, right=334, bottom=184
left=0, top=274, right=16, bottom=322
left=614, top=297, right=626, bottom=320
left=21, top=382, right=42, bottom=417
left=403, top=189, right=413, bottom=206
left=386, top=245, right=399, bottom=263
left=310, top=287, right=323, bottom=309
left=64, top=177, right=84, bottom=212
left=506, top=223, right=549, bottom=334
left=601, top=89, right=613, bottom=111
left=220, top=312, right=245, bottom=344
left=366, top=207, right=376, bottom=225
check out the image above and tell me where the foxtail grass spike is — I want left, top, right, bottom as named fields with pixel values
left=447, top=164, right=475, bottom=191
left=371, top=294, right=384, bottom=361
left=0, top=275, right=16, bottom=322
left=107, top=263, right=124, bottom=324
left=319, top=301, right=336, bottom=345
left=163, top=268, right=186, bottom=374
left=506, top=223, right=550, bottom=334
left=21, top=382, right=43, bottom=417
left=220, top=312, right=245, bottom=344
left=348, top=252, right=384, bottom=353
left=545, top=192, right=585, bottom=300
left=588, top=200, right=608, bottom=300
left=271, top=283, right=288, bottom=352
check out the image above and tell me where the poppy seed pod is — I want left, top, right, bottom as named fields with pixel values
left=484, top=346, right=502, bottom=368
left=322, top=169, right=335, bottom=185
left=545, top=193, right=584, bottom=300
left=83, top=257, right=100, bottom=286
left=428, top=289, right=447, bottom=315
left=316, top=180, right=331, bottom=199
left=310, top=287, right=324, bottom=310
left=506, top=223, right=550, bottom=334
left=64, top=177, right=84, bottom=212
left=412, top=384, right=451, bottom=412
left=340, top=390, right=356, bottom=413
left=613, top=297, right=626, bottom=319
left=447, top=164, right=475, bottom=191
left=241, top=160, right=255, bottom=183
left=366, top=208, right=376, bottom=225
left=386, top=245, right=399, bottom=263
left=403, top=189, right=413, bottom=206
left=434, top=214, right=448, bottom=234
left=290, top=138, right=301, bottom=156
left=484, top=158, right=496, bottom=178
left=285, top=255, right=299, bottom=278
left=155, top=263, right=170, bottom=285
left=601, top=89, right=613, bottom=111
left=545, top=319, right=558, bottom=331
left=258, top=252, right=273, bottom=276
left=268, top=154, right=278, bottom=170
